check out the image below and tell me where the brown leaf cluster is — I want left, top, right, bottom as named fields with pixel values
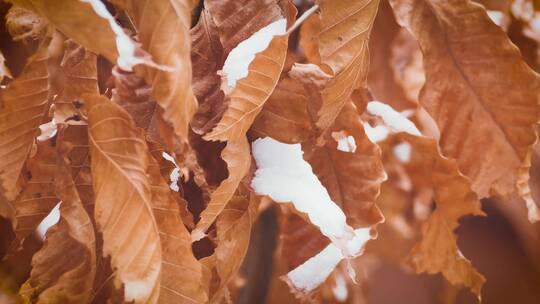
left=0, top=0, right=539, bottom=303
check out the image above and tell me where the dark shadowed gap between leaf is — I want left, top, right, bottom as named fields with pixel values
left=235, top=205, right=279, bottom=304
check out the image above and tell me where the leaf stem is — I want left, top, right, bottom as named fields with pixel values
left=286, top=4, right=319, bottom=35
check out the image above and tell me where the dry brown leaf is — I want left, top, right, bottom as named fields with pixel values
left=5, top=6, right=48, bottom=42
left=9, top=0, right=117, bottom=64
left=390, top=0, right=540, bottom=206
left=0, top=37, right=51, bottom=201
left=397, top=133, right=486, bottom=297
left=147, top=152, right=207, bottom=303
left=281, top=212, right=330, bottom=271
left=206, top=188, right=259, bottom=303
left=86, top=94, right=161, bottom=303
left=111, top=68, right=161, bottom=145
left=368, top=0, right=416, bottom=111
left=53, top=40, right=98, bottom=124
left=303, top=102, right=386, bottom=228
left=204, top=0, right=285, bottom=54
left=289, top=63, right=386, bottom=228
left=299, top=14, right=321, bottom=66
left=112, top=68, right=196, bottom=227
left=61, top=125, right=93, bottom=212
left=250, top=76, right=313, bottom=144
left=120, top=0, right=198, bottom=144
left=390, top=29, right=425, bottom=105
left=314, top=0, right=379, bottom=132
left=190, top=9, right=226, bottom=135
left=192, top=136, right=251, bottom=239
left=204, top=29, right=292, bottom=142
left=7, top=138, right=57, bottom=252
left=19, top=128, right=96, bottom=303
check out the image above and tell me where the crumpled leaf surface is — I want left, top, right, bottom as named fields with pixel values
left=204, top=0, right=285, bottom=54
left=147, top=152, right=207, bottom=303
left=390, top=0, right=540, bottom=205
left=0, top=37, right=50, bottom=201
left=19, top=130, right=96, bottom=303
left=119, top=0, right=198, bottom=143
left=7, top=138, right=57, bottom=252
left=313, top=0, right=379, bottom=132
left=399, top=133, right=486, bottom=297
left=192, top=137, right=250, bottom=239
left=205, top=187, right=258, bottom=303
left=190, top=9, right=225, bottom=135
left=303, top=102, right=386, bottom=228
left=9, top=0, right=118, bottom=64
left=87, top=94, right=161, bottom=303
left=53, top=39, right=98, bottom=124
left=204, top=20, right=292, bottom=141
left=251, top=76, right=313, bottom=144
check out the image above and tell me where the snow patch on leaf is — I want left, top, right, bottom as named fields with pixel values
left=333, top=273, right=348, bottom=302
left=162, top=152, right=180, bottom=192
left=393, top=142, right=412, bottom=163
left=81, top=0, right=166, bottom=71
left=332, top=131, right=357, bottom=153
left=367, top=101, right=421, bottom=136
left=221, top=19, right=286, bottom=92
left=363, top=122, right=389, bottom=143
left=37, top=120, right=57, bottom=142
left=251, top=137, right=354, bottom=243
left=36, top=202, right=61, bottom=240
left=285, top=228, right=371, bottom=294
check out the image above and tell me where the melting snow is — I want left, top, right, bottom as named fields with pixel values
left=393, top=142, right=412, bottom=163
left=487, top=10, right=505, bottom=26
left=37, top=202, right=61, bottom=240
left=221, top=19, right=286, bottom=91
left=162, top=152, right=180, bottom=192
left=286, top=228, right=371, bottom=293
left=332, top=131, right=357, bottom=153
left=363, top=122, right=389, bottom=143
left=366, top=101, right=421, bottom=136
left=333, top=274, right=348, bottom=302
left=82, top=0, right=151, bottom=71
left=251, top=137, right=354, bottom=242
left=37, top=120, right=57, bottom=141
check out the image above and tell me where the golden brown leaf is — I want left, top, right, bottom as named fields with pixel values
left=0, top=37, right=51, bottom=201
left=368, top=0, right=416, bottom=111
left=192, top=136, right=251, bottom=239
left=7, top=139, right=57, bottom=252
left=314, top=0, right=379, bottom=131
left=190, top=9, right=225, bottom=135
left=112, top=68, right=196, bottom=227
left=397, top=133, right=486, bottom=297
left=9, top=0, right=117, bottom=63
left=204, top=32, right=291, bottom=142
left=303, top=102, right=386, bottom=228
left=299, top=14, right=321, bottom=66
left=204, top=0, right=285, bottom=54
left=86, top=94, right=161, bottom=303
left=147, top=153, right=207, bottom=303
left=280, top=212, right=330, bottom=271
left=390, top=0, right=540, bottom=204
left=5, top=6, right=47, bottom=42
left=250, top=76, right=313, bottom=144
left=53, top=40, right=98, bottom=124
left=19, top=128, right=96, bottom=303
left=206, top=188, right=258, bottom=303
left=120, top=0, right=198, bottom=144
